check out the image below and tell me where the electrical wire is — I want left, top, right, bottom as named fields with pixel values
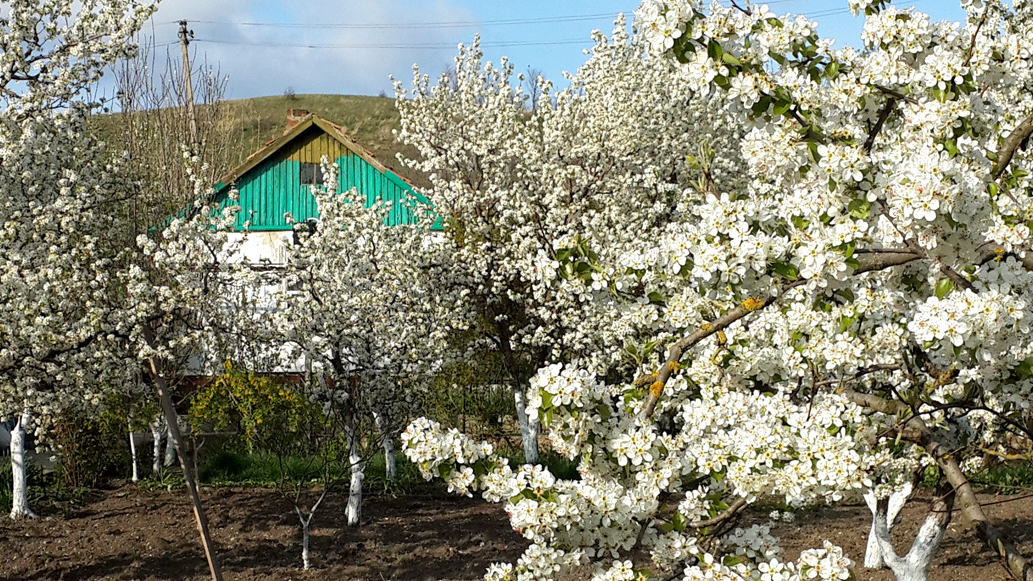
left=193, top=37, right=592, bottom=50
left=157, top=12, right=623, bottom=30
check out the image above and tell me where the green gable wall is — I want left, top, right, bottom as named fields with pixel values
left=212, top=126, right=436, bottom=231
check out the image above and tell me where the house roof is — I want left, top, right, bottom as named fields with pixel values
left=212, top=113, right=415, bottom=194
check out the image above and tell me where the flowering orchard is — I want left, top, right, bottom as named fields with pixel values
left=401, top=1, right=1033, bottom=581
left=0, top=0, right=154, bottom=518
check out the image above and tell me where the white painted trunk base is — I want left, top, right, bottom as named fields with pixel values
left=10, top=410, right=37, bottom=519
left=129, top=425, right=140, bottom=483
left=513, top=388, right=539, bottom=465
left=374, top=412, right=396, bottom=481
left=164, top=423, right=177, bottom=467
left=864, top=482, right=912, bottom=568
left=294, top=490, right=326, bottom=570
left=864, top=484, right=952, bottom=581
left=150, top=418, right=164, bottom=475
left=346, top=424, right=363, bottom=526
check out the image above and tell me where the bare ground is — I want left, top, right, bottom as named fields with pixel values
left=2, top=484, right=1031, bottom=581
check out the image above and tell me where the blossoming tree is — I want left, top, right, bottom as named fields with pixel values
left=401, top=1, right=1033, bottom=580
left=229, top=165, right=443, bottom=534
left=395, top=29, right=740, bottom=464
left=0, top=0, right=153, bottom=519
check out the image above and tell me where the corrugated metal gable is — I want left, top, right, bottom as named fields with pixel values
left=212, top=121, right=439, bottom=230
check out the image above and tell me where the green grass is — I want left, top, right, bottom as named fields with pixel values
left=189, top=445, right=580, bottom=494
left=195, top=449, right=426, bottom=493
left=973, top=461, right=1033, bottom=494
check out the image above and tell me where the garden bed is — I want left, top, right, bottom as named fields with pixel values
left=2, top=484, right=1031, bottom=580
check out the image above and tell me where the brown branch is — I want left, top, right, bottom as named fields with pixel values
left=853, top=251, right=921, bottom=274
left=926, top=439, right=1033, bottom=581
left=813, top=364, right=901, bottom=389
left=638, top=281, right=805, bottom=418
left=873, top=85, right=919, bottom=105
left=963, top=4, right=990, bottom=68
left=863, top=97, right=898, bottom=153
left=690, top=497, right=748, bottom=528
left=992, top=113, right=1033, bottom=181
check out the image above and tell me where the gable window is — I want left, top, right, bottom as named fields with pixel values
left=299, top=162, right=324, bottom=186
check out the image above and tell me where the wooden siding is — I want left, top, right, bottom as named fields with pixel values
left=213, top=126, right=436, bottom=231
left=285, top=128, right=350, bottom=163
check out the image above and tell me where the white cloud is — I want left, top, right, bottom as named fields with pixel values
left=120, top=0, right=478, bottom=100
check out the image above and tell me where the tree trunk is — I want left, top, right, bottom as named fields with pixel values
left=129, top=421, right=140, bottom=483
left=143, top=325, right=223, bottom=581
left=9, top=409, right=37, bottom=520
left=301, top=518, right=311, bottom=569
left=374, top=411, right=396, bottom=481
left=150, top=417, right=164, bottom=475
left=869, top=485, right=954, bottom=581
left=345, top=422, right=364, bottom=526
left=294, top=490, right=325, bottom=570
left=864, top=482, right=912, bottom=568
left=164, top=419, right=177, bottom=467
left=512, top=388, right=539, bottom=465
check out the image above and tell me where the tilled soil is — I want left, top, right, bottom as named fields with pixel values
left=2, top=485, right=1032, bottom=581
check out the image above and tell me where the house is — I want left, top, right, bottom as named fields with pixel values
left=209, top=109, right=437, bottom=264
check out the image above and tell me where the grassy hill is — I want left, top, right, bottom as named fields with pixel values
left=91, top=93, right=427, bottom=188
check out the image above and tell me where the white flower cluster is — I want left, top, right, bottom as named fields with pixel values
left=395, top=0, right=1033, bottom=579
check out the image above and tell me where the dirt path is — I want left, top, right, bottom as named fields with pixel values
left=3, top=485, right=1031, bottom=580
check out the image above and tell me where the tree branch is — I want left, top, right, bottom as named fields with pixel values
left=992, top=113, right=1033, bottom=181
left=689, top=497, right=748, bottom=528
left=863, top=97, right=898, bottom=153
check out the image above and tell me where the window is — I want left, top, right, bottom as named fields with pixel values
left=299, top=162, right=324, bottom=186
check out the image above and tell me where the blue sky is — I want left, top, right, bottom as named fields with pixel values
left=125, top=0, right=971, bottom=102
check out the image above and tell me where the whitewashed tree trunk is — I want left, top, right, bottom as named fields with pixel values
left=866, top=485, right=954, bottom=581
left=345, top=423, right=364, bottom=526
left=513, top=388, right=539, bottom=465
left=374, top=411, right=396, bottom=481
left=864, top=482, right=913, bottom=568
left=294, top=490, right=326, bottom=570
left=10, top=409, right=37, bottom=519
left=150, top=417, right=165, bottom=475
left=164, top=420, right=177, bottom=467
left=129, top=421, right=140, bottom=483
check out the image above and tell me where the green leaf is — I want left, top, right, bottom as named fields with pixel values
left=791, top=215, right=810, bottom=229
left=773, top=99, right=792, bottom=116
left=935, top=279, right=954, bottom=299
left=540, top=390, right=554, bottom=411
left=1012, top=357, right=1033, bottom=379
left=839, top=315, right=856, bottom=333
left=825, top=60, right=839, bottom=79
left=707, top=39, right=724, bottom=61
left=848, top=198, right=871, bottom=219
left=807, top=141, right=820, bottom=163
left=771, top=261, right=800, bottom=281
left=671, top=511, right=687, bottom=532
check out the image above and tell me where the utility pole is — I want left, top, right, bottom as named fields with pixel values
left=178, top=20, right=198, bottom=147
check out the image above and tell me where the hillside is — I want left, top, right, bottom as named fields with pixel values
left=91, top=93, right=427, bottom=188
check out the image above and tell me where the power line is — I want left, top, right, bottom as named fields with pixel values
left=193, top=38, right=592, bottom=50
left=159, top=12, right=624, bottom=30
